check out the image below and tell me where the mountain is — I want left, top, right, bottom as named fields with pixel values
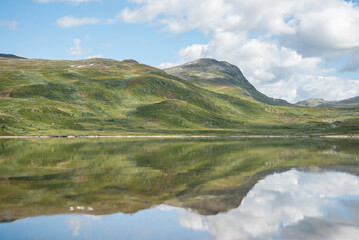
left=318, top=96, right=359, bottom=109
left=165, top=58, right=289, bottom=106
left=0, top=57, right=358, bottom=136
left=296, top=98, right=329, bottom=107
left=0, top=53, right=26, bottom=59
left=296, top=96, right=359, bottom=109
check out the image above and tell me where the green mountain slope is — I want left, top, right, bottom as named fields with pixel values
left=165, top=58, right=289, bottom=106
left=0, top=57, right=358, bottom=136
left=318, top=96, right=359, bottom=109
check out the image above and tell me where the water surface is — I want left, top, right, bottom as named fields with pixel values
left=0, top=138, right=359, bottom=239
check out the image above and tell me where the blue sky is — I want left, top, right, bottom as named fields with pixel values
left=0, top=206, right=210, bottom=240
left=0, top=0, right=208, bottom=66
left=1, top=0, right=359, bottom=102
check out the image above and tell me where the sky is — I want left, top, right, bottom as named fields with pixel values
left=1, top=0, right=359, bottom=103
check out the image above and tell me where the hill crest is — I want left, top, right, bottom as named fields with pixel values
left=0, top=53, right=26, bottom=59
left=165, top=58, right=289, bottom=106
left=296, top=96, right=359, bottom=109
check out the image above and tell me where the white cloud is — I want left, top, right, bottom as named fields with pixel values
left=115, top=0, right=359, bottom=52
left=85, top=54, right=103, bottom=59
left=67, top=216, right=82, bottom=236
left=67, top=38, right=91, bottom=56
left=0, top=20, right=18, bottom=30
left=159, top=62, right=176, bottom=69
left=57, top=16, right=101, bottom=28
left=85, top=215, right=102, bottom=221
left=179, top=170, right=359, bottom=240
left=113, top=0, right=359, bottom=102
left=294, top=76, right=359, bottom=102
left=280, top=1, right=359, bottom=57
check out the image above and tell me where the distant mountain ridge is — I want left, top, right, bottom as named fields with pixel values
left=165, top=58, right=290, bottom=106
left=296, top=96, right=359, bottom=109
left=0, top=53, right=26, bottom=59
left=296, top=98, right=329, bottom=107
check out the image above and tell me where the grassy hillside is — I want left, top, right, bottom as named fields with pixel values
left=0, top=56, right=359, bottom=136
left=165, top=58, right=289, bottom=106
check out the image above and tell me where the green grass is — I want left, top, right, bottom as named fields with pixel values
left=0, top=57, right=358, bottom=136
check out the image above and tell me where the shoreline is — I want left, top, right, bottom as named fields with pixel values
left=0, top=135, right=358, bottom=139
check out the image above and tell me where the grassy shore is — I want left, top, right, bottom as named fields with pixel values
left=1, top=134, right=358, bottom=139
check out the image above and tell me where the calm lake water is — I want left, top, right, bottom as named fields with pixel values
left=0, top=138, right=359, bottom=239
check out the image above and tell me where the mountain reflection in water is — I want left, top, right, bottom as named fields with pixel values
left=1, top=170, right=359, bottom=240
left=179, top=170, right=359, bottom=240
left=1, top=138, right=359, bottom=239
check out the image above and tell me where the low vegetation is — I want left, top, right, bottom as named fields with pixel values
left=0, top=56, right=358, bottom=136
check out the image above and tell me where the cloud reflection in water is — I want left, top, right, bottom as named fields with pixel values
left=2, top=170, right=359, bottom=240
left=179, top=170, right=359, bottom=240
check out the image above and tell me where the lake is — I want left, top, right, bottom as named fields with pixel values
left=0, top=138, right=359, bottom=239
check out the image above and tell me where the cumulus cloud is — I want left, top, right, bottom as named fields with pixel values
left=280, top=2, right=359, bottom=57
left=0, top=20, right=18, bottom=30
left=67, top=216, right=82, bottom=236
left=85, top=54, right=103, bottom=59
left=114, top=0, right=359, bottom=53
left=159, top=62, right=176, bottom=69
left=57, top=16, right=101, bottom=28
left=67, top=38, right=91, bottom=56
left=112, top=0, right=359, bottom=102
left=179, top=170, right=359, bottom=240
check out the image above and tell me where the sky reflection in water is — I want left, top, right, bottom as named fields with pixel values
left=1, top=169, right=359, bottom=240
left=180, top=169, right=359, bottom=240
